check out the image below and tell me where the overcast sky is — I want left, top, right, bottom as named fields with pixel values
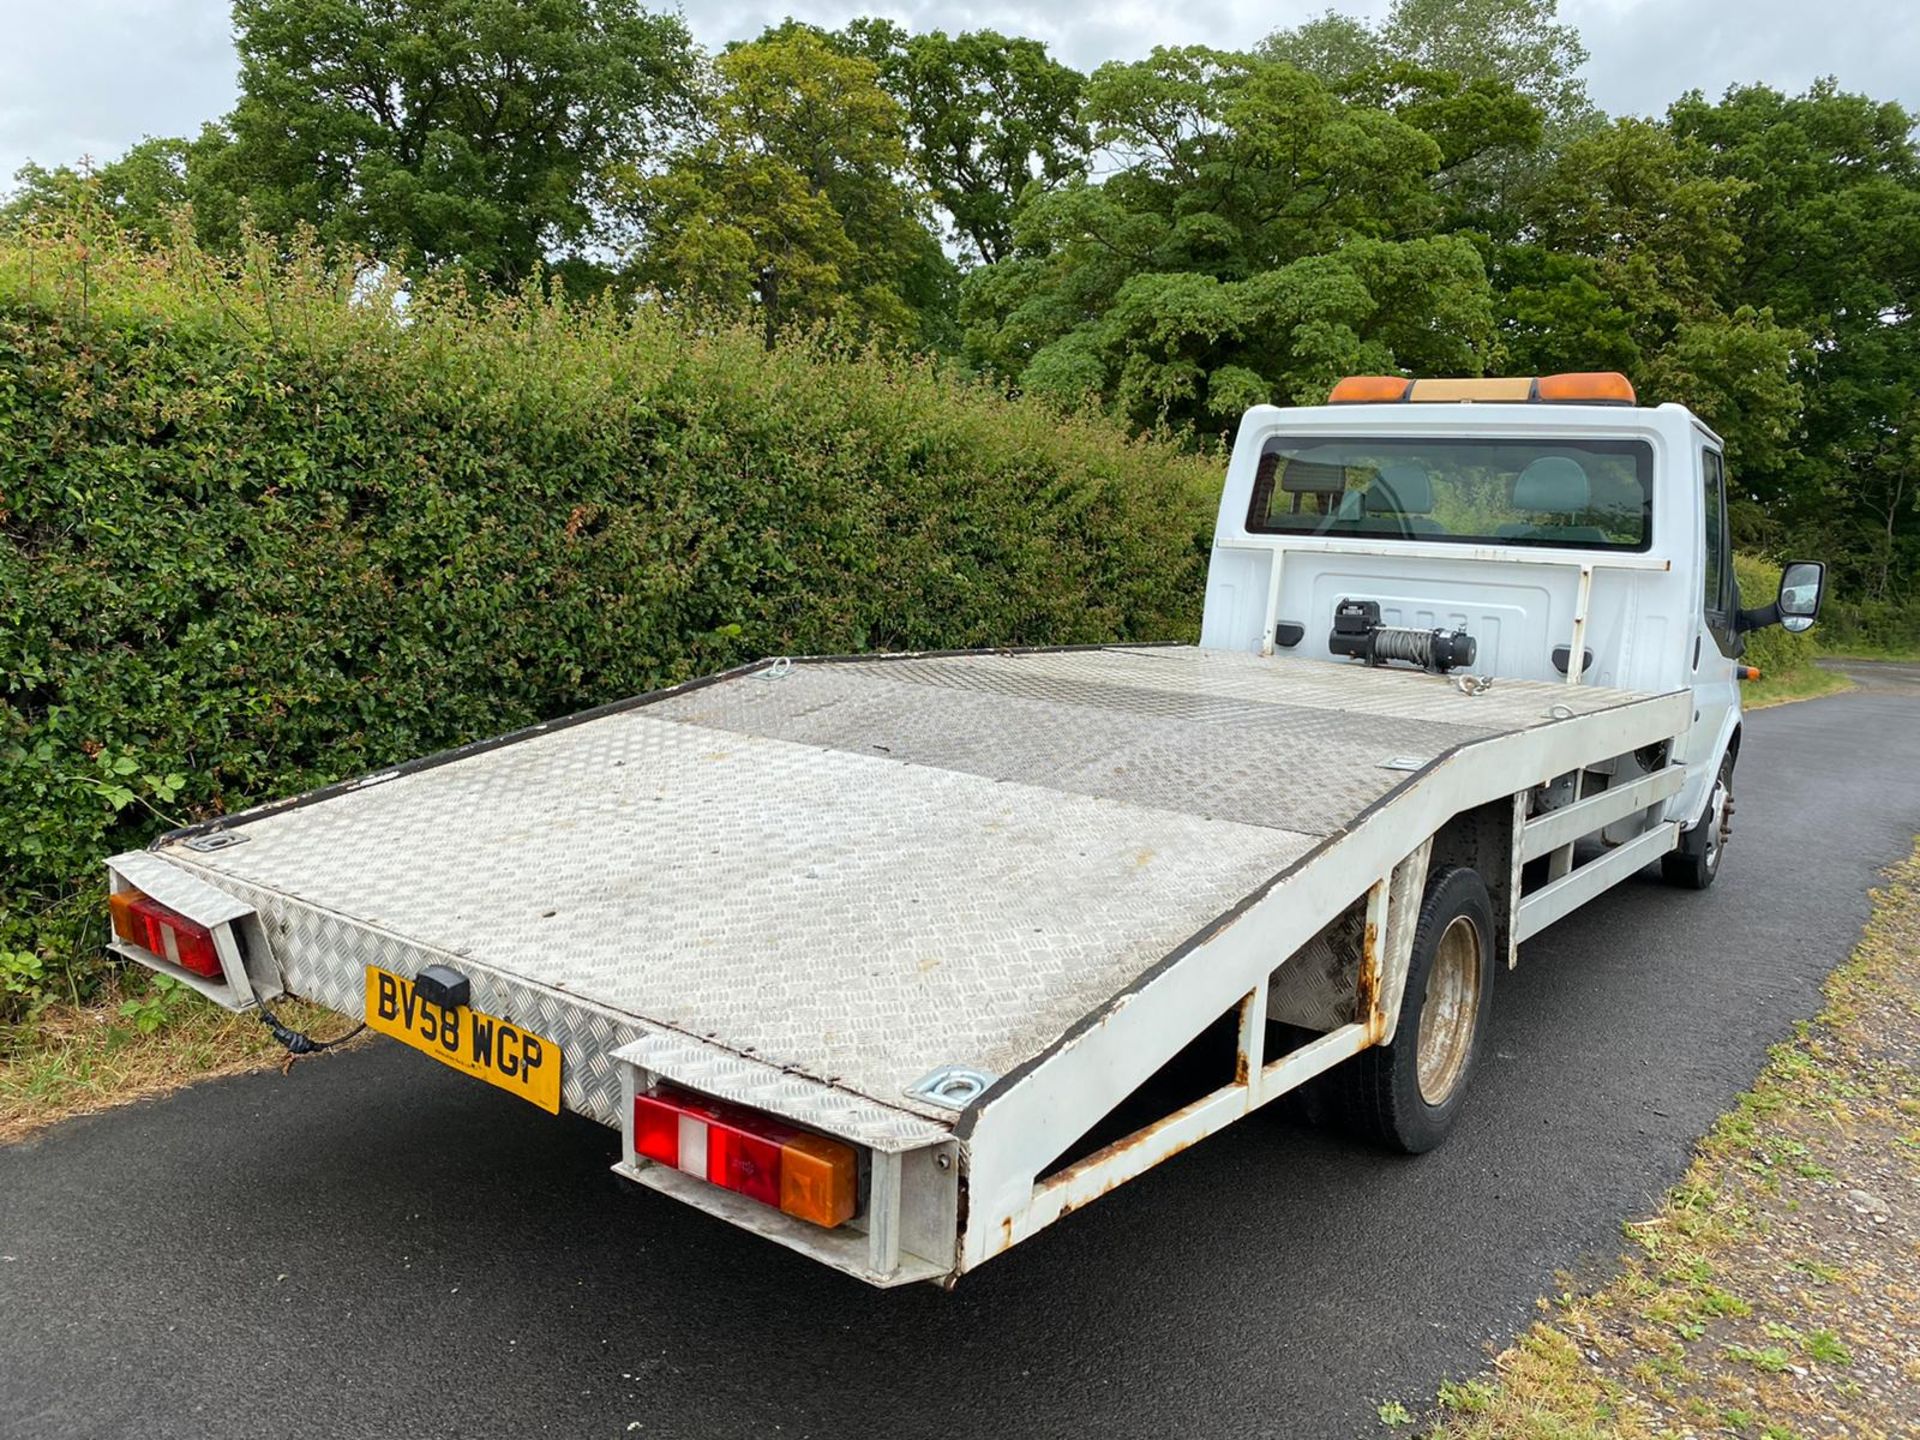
left=5, top=0, right=1917, bottom=183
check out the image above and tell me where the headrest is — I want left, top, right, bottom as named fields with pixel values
left=1280, top=458, right=1347, bottom=495
left=1513, top=456, right=1590, bottom=513
left=1366, top=462, right=1433, bottom=515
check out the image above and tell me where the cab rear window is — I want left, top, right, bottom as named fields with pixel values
left=1245, top=436, right=1654, bottom=551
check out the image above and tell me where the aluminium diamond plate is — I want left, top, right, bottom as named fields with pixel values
left=153, top=645, right=1659, bottom=1127
left=162, top=699, right=1318, bottom=1122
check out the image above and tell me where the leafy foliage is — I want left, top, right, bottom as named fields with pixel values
left=216, top=0, right=698, bottom=287
left=622, top=25, right=953, bottom=347
left=1263, top=0, right=1586, bottom=230
left=118, top=975, right=196, bottom=1035
left=1670, top=82, right=1920, bottom=602
left=961, top=48, right=1498, bottom=430
left=0, top=136, right=234, bottom=247
left=1382, top=0, right=1592, bottom=129
left=848, top=22, right=1091, bottom=265
left=1265, top=0, right=1590, bottom=125
left=0, top=224, right=1216, bottom=1017
left=1485, top=113, right=1813, bottom=480
left=11, top=0, right=1913, bottom=627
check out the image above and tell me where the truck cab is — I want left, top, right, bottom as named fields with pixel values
left=1199, top=371, right=1825, bottom=886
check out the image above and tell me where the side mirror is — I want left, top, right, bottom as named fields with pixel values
left=1776, top=560, right=1825, bottom=633
left=1737, top=559, right=1826, bottom=634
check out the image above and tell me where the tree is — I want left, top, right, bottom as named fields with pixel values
left=962, top=49, right=1496, bottom=430
left=1670, top=82, right=1920, bottom=597
left=1263, top=0, right=1589, bottom=128
left=1261, top=0, right=1579, bottom=232
left=1520, top=118, right=1747, bottom=348
left=1495, top=117, right=1803, bottom=476
left=2, top=132, right=238, bottom=246
left=624, top=27, right=952, bottom=347
left=1486, top=247, right=1641, bottom=377
left=1327, top=62, right=1541, bottom=186
left=1079, top=48, right=1448, bottom=263
left=1383, top=0, right=1592, bottom=130
left=795, top=19, right=1090, bottom=265
left=218, top=0, right=696, bottom=286
left=864, top=26, right=1089, bottom=265
left=1257, top=11, right=1387, bottom=81
left=1639, top=307, right=1805, bottom=480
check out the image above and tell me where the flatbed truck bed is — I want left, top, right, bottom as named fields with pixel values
left=112, top=643, right=1689, bottom=1285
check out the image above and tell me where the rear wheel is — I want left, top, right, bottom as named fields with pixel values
left=1663, top=751, right=1734, bottom=891
left=1335, top=866, right=1495, bottom=1153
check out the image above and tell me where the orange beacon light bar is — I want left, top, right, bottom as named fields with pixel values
left=1328, top=371, right=1637, bottom=405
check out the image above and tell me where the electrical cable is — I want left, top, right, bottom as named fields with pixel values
left=257, top=1004, right=365, bottom=1055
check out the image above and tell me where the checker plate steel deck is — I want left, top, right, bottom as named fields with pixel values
left=151, top=646, right=1663, bottom=1132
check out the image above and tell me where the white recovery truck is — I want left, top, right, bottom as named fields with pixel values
left=106, top=371, right=1827, bottom=1287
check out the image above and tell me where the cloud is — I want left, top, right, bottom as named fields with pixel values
left=4, top=0, right=1916, bottom=182
left=1, top=1, right=236, bottom=181
left=1564, top=0, right=1920, bottom=119
left=690, top=0, right=1384, bottom=73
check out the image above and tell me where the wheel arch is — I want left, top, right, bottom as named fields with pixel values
left=1673, top=710, right=1742, bottom=830
left=1427, top=797, right=1519, bottom=974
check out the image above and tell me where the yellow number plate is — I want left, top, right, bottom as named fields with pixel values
left=364, top=966, right=562, bottom=1114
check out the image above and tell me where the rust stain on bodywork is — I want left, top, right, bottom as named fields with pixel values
left=1054, top=1124, right=1208, bottom=1219
left=1040, top=1085, right=1221, bottom=1220
left=1234, top=991, right=1256, bottom=1085
left=1356, top=917, right=1385, bottom=1041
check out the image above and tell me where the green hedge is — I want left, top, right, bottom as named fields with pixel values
left=0, top=231, right=1220, bottom=1018
left=1816, top=597, right=1920, bottom=657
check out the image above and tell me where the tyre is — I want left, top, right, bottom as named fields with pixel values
left=1334, top=866, right=1495, bottom=1153
left=1663, top=750, right=1734, bottom=891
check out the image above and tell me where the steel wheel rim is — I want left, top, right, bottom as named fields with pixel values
left=1417, top=915, right=1482, bottom=1106
left=1704, top=775, right=1729, bottom=871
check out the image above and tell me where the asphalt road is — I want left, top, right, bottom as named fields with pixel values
left=6, top=676, right=1919, bottom=1440
left=1821, top=654, right=1920, bottom=691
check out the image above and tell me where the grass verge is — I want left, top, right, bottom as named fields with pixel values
left=1742, top=663, right=1855, bottom=709
left=0, top=973, right=363, bottom=1144
left=1393, top=839, right=1920, bottom=1438
left=1818, top=644, right=1920, bottom=664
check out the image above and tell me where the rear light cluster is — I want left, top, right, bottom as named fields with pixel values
left=634, top=1084, right=859, bottom=1229
left=108, top=889, right=223, bottom=979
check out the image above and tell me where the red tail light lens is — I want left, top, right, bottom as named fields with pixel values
left=708, top=1122, right=785, bottom=1207
left=633, top=1084, right=858, bottom=1228
left=108, top=889, right=224, bottom=979
left=633, top=1094, right=685, bottom=1167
